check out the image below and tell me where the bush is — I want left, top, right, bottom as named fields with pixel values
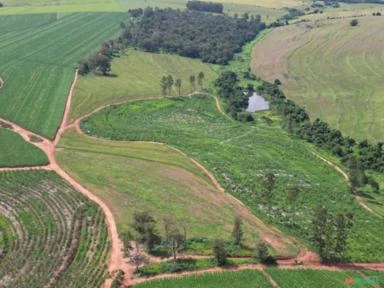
left=350, top=19, right=359, bottom=26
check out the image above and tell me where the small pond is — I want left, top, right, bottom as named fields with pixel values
left=246, top=92, right=270, bottom=112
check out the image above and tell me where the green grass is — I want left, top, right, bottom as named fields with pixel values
left=80, top=95, right=384, bottom=262
left=0, top=170, right=109, bottom=287
left=252, top=16, right=384, bottom=141
left=71, top=50, right=217, bottom=120
left=0, top=128, right=48, bottom=167
left=266, top=269, right=373, bottom=288
left=56, top=130, right=294, bottom=251
left=134, top=269, right=272, bottom=288
left=0, top=12, right=125, bottom=138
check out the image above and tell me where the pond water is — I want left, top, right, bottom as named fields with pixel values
left=246, top=92, right=270, bottom=112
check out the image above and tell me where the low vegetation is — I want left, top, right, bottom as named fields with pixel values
left=134, top=270, right=272, bottom=288
left=0, top=12, right=125, bottom=138
left=71, top=50, right=217, bottom=120
left=0, top=171, right=109, bottom=287
left=0, top=128, right=48, bottom=167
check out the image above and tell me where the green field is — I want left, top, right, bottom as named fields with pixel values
left=56, top=130, right=298, bottom=254
left=0, top=170, right=110, bottom=287
left=252, top=16, right=384, bottom=141
left=80, top=95, right=384, bottom=262
left=0, top=128, right=48, bottom=167
left=266, top=269, right=374, bottom=288
left=70, top=50, right=217, bottom=121
left=134, top=270, right=272, bottom=288
left=0, top=12, right=124, bottom=138
left=0, top=0, right=291, bottom=23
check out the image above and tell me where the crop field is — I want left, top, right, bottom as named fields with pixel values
left=70, top=50, right=217, bottom=121
left=80, top=95, right=384, bottom=262
left=56, top=129, right=299, bottom=254
left=252, top=16, right=384, bottom=141
left=134, top=270, right=272, bottom=288
left=0, top=128, right=48, bottom=167
left=266, top=269, right=374, bottom=288
left=0, top=12, right=125, bottom=138
left=0, top=170, right=109, bottom=287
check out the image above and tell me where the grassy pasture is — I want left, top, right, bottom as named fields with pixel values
left=0, top=170, right=109, bottom=287
left=70, top=50, right=217, bottom=121
left=252, top=16, right=384, bottom=141
left=56, top=130, right=299, bottom=254
left=134, top=269, right=272, bottom=288
left=266, top=269, right=373, bottom=288
left=0, top=128, right=48, bottom=167
left=0, top=12, right=125, bottom=138
left=80, top=95, right=384, bottom=262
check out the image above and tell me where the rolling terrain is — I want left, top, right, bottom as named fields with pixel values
left=252, top=16, right=384, bottom=141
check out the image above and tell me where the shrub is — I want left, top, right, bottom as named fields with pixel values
left=350, top=19, right=359, bottom=27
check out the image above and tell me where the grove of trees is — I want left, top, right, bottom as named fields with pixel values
left=122, top=7, right=265, bottom=64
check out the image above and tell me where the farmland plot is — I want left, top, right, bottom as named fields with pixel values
left=0, top=170, right=109, bottom=287
left=0, top=12, right=125, bottom=138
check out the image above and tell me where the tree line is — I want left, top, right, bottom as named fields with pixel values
left=186, top=1, right=224, bottom=13
left=121, top=7, right=265, bottom=65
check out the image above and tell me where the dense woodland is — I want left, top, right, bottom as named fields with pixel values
left=121, top=8, right=266, bottom=64
left=186, top=1, right=223, bottom=13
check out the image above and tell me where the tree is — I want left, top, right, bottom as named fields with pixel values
left=166, top=75, right=174, bottom=95
left=160, top=76, right=168, bottom=96
left=286, top=185, right=300, bottom=226
left=78, top=59, right=90, bottom=76
left=350, top=19, right=358, bottom=27
left=89, top=54, right=111, bottom=75
left=197, top=71, right=205, bottom=88
left=0, top=3, right=3, bottom=7
left=132, top=211, right=159, bottom=251
left=163, top=217, right=185, bottom=261
left=129, top=242, right=149, bottom=272
left=334, top=212, right=353, bottom=259
left=347, top=155, right=365, bottom=190
left=175, top=78, right=182, bottom=96
left=255, top=241, right=274, bottom=264
left=189, top=75, right=196, bottom=92
left=261, top=172, right=276, bottom=220
left=311, top=206, right=333, bottom=260
left=232, top=216, right=243, bottom=246
left=212, top=239, right=227, bottom=266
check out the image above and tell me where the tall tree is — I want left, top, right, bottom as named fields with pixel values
left=261, top=172, right=276, bottom=221
left=175, top=78, right=182, bottom=96
left=160, top=76, right=168, bottom=96
left=132, top=211, right=159, bottom=251
left=232, top=216, right=243, bottom=246
left=89, top=54, right=111, bottom=76
left=189, top=75, right=196, bottom=92
left=197, top=71, right=205, bottom=88
left=166, top=75, right=174, bottom=95
left=255, top=241, right=272, bottom=264
left=334, top=212, right=353, bottom=259
left=311, top=206, right=333, bottom=260
left=286, top=185, right=300, bottom=226
left=212, top=239, right=227, bottom=266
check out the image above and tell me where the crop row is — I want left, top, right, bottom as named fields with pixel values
left=0, top=170, right=109, bottom=287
